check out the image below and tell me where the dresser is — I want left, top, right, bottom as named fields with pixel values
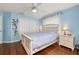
left=59, top=35, right=75, bottom=51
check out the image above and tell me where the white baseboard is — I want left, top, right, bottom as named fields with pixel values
left=0, top=41, right=3, bottom=44
left=0, top=39, right=21, bottom=44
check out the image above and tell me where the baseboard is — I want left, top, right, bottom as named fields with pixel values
left=0, top=39, right=21, bottom=44
left=0, top=41, right=3, bottom=44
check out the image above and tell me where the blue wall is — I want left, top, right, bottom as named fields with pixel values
left=60, top=5, right=79, bottom=44
left=2, top=5, right=79, bottom=44
left=39, top=5, right=79, bottom=44
left=1, top=12, right=42, bottom=42
left=11, top=13, right=42, bottom=26
left=3, top=12, right=11, bottom=41
left=11, top=13, right=42, bottom=42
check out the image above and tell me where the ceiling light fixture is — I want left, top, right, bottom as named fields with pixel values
left=31, top=3, right=41, bottom=13
left=32, top=7, right=37, bottom=13
left=32, top=3, right=38, bottom=13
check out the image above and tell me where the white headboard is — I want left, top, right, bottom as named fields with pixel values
left=42, top=24, right=59, bottom=32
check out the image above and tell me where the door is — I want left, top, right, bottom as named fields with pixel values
left=0, top=16, right=3, bottom=44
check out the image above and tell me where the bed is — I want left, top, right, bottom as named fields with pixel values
left=21, top=24, right=59, bottom=55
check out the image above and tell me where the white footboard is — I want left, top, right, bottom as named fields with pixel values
left=21, top=33, right=58, bottom=55
left=21, top=34, right=32, bottom=55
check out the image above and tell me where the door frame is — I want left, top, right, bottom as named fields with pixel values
left=0, top=16, right=3, bottom=44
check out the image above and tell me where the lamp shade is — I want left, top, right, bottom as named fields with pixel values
left=63, top=26, right=69, bottom=31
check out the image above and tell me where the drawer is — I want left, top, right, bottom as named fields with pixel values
left=65, top=36, right=73, bottom=42
left=60, top=41, right=74, bottom=48
left=60, top=36, right=73, bottom=42
left=60, top=39, right=73, bottom=44
left=59, top=40, right=65, bottom=45
left=64, top=41, right=74, bottom=48
left=59, top=39, right=73, bottom=46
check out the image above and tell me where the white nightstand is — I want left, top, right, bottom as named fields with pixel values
left=59, top=35, right=75, bottom=51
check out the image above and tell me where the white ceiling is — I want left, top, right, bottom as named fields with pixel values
left=0, top=3, right=32, bottom=13
left=0, top=3, right=78, bottom=18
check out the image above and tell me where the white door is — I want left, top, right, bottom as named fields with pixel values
left=0, top=16, right=3, bottom=44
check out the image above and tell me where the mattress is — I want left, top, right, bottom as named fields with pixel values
left=26, top=32, right=58, bottom=50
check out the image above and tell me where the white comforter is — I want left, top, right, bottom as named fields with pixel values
left=26, top=32, right=58, bottom=49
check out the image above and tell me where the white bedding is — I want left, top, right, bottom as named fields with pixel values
left=26, top=32, right=58, bottom=50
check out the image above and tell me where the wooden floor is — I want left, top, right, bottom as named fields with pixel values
left=0, top=41, right=78, bottom=55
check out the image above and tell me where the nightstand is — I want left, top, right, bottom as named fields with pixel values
left=59, top=35, right=75, bottom=51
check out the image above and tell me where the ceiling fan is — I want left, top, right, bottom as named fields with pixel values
left=21, top=3, right=42, bottom=15
left=31, top=3, right=42, bottom=13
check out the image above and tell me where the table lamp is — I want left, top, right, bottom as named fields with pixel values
left=63, top=26, right=69, bottom=35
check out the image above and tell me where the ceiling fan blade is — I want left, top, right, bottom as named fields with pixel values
left=32, top=3, right=42, bottom=8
